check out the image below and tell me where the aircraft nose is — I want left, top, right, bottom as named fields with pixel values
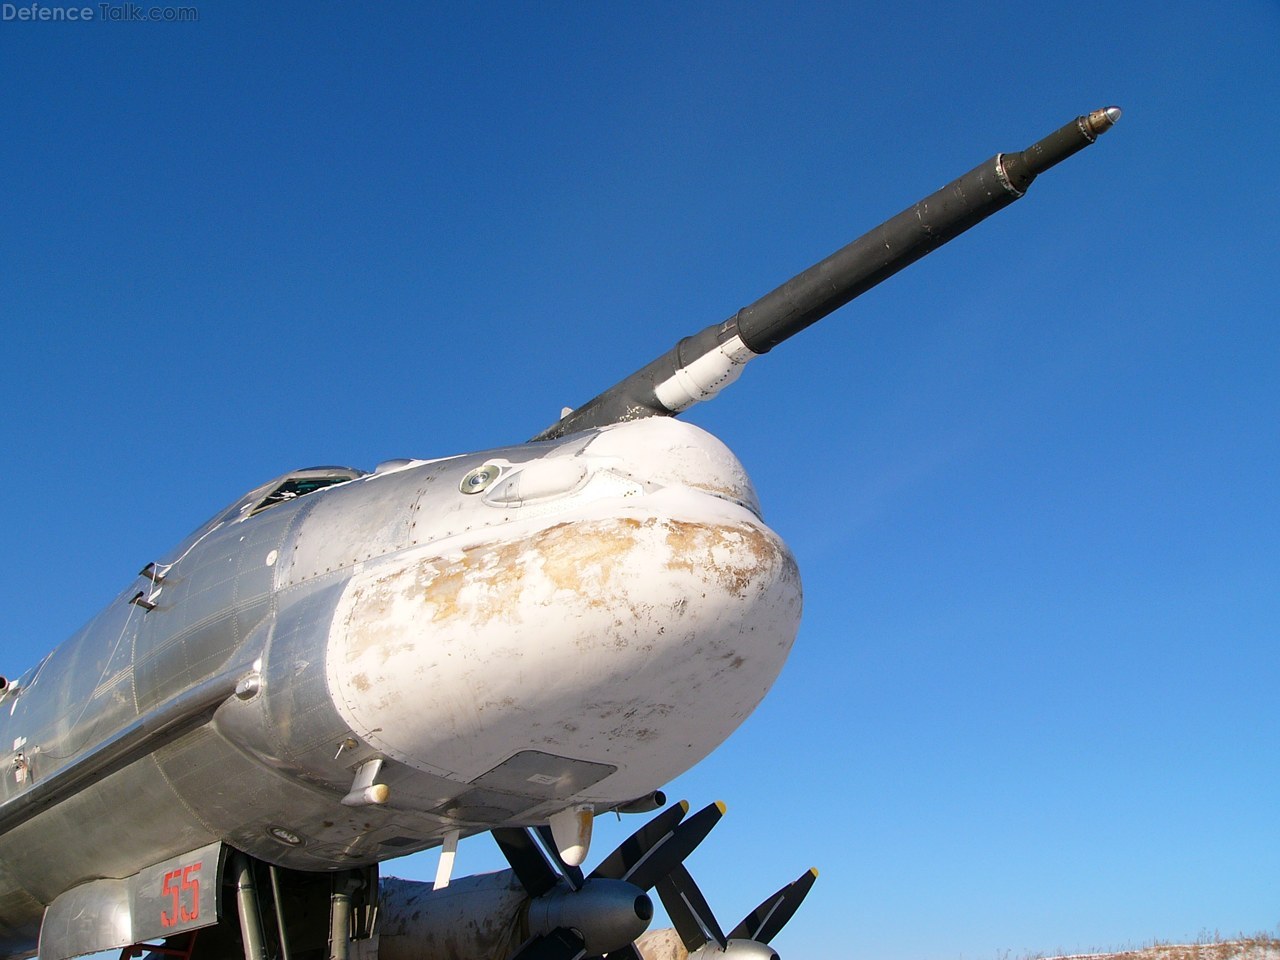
left=321, top=418, right=801, bottom=811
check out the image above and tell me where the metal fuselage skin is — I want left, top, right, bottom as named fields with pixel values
left=0, top=417, right=802, bottom=957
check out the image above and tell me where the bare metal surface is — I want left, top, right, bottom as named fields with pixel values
left=234, top=853, right=268, bottom=960
left=0, top=673, right=242, bottom=836
left=35, top=878, right=131, bottom=960
left=37, top=840, right=223, bottom=960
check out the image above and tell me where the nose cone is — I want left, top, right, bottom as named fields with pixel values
left=583, top=416, right=764, bottom=518
left=325, top=419, right=801, bottom=811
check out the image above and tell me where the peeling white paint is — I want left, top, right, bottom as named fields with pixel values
left=324, top=418, right=802, bottom=809
left=653, top=334, right=757, bottom=413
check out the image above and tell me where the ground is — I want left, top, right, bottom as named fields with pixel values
left=632, top=933, right=1280, bottom=960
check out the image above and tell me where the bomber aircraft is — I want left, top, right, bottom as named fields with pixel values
left=0, top=106, right=1121, bottom=960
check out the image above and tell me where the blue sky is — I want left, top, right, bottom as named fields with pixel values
left=2, top=2, right=1277, bottom=958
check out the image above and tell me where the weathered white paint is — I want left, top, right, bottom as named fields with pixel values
left=325, top=418, right=802, bottom=811
left=548, top=803, right=594, bottom=867
left=433, top=830, right=459, bottom=889
left=653, top=334, right=757, bottom=413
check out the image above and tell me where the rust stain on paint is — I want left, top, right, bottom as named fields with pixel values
left=663, top=519, right=796, bottom=597
left=341, top=515, right=797, bottom=663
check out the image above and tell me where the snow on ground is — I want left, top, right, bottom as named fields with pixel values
left=1038, top=937, right=1280, bottom=960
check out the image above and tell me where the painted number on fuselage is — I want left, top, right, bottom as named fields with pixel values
left=159, top=861, right=202, bottom=928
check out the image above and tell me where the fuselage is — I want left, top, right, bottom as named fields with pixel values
left=0, top=417, right=802, bottom=956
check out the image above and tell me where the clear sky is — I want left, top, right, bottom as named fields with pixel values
left=2, top=3, right=1277, bottom=959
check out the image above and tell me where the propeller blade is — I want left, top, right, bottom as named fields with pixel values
left=655, top=862, right=727, bottom=953
left=590, top=800, right=690, bottom=883
left=493, top=827, right=560, bottom=898
left=509, top=928, right=588, bottom=960
left=625, top=801, right=724, bottom=892
left=536, top=824, right=586, bottom=890
left=727, top=867, right=818, bottom=944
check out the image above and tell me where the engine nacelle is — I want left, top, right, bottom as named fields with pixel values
left=374, top=872, right=652, bottom=960
left=374, top=874, right=526, bottom=960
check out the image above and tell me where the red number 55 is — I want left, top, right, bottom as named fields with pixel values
left=160, top=861, right=202, bottom=928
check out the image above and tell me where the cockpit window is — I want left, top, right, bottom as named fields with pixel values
left=247, top=467, right=365, bottom=517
